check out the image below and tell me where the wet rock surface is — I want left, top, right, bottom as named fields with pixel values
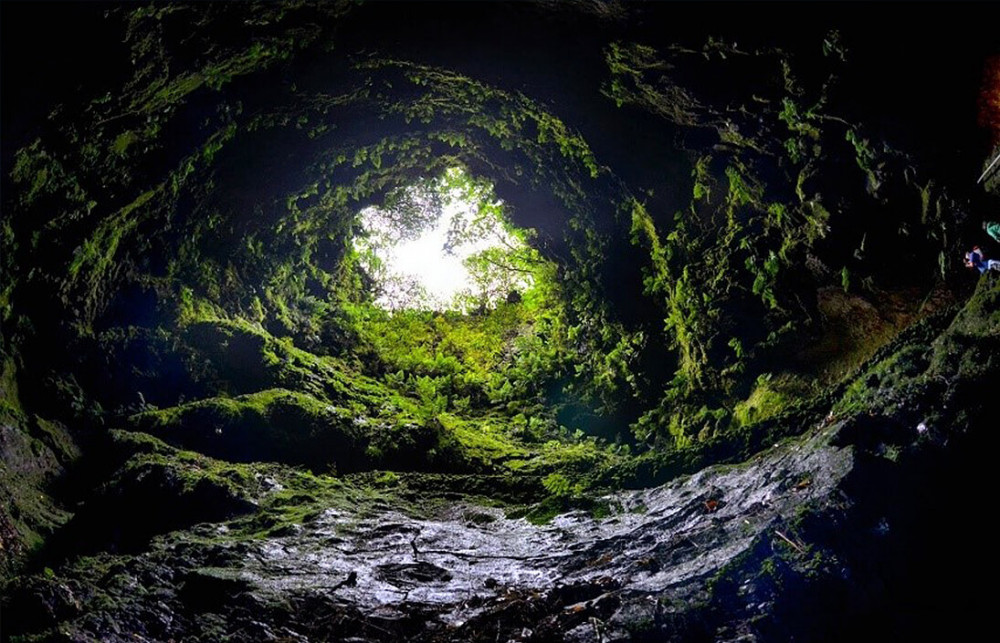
left=237, top=427, right=850, bottom=626
left=2, top=425, right=854, bottom=642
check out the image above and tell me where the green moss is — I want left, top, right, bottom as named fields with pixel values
left=10, top=140, right=89, bottom=209
left=733, top=374, right=811, bottom=428
left=515, top=487, right=613, bottom=525
left=65, top=187, right=162, bottom=323
left=181, top=317, right=381, bottom=407
left=99, top=430, right=448, bottom=547
left=229, top=467, right=411, bottom=540
left=112, top=451, right=256, bottom=507
left=111, top=130, right=139, bottom=156
left=928, top=278, right=1000, bottom=376
left=0, top=219, right=15, bottom=324
left=373, top=470, right=400, bottom=487
left=30, top=417, right=80, bottom=467
left=521, top=495, right=567, bottom=524
left=436, top=413, right=528, bottom=464
left=778, top=98, right=821, bottom=141
left=0, top=358, right=82, bottom=580
left=128, top=388, right=363, bottom=472
left=0, top=357, right=23, bottom=421
left=833, top=342, right=930, bottom=416
left=68, top=188, right=158, bottom=279
left=5, top=5, right=968, bottom=528
left=136, top=311, right=621, bottom=482
left=541, top=472, right=573, bottom=496
left=107, top=428, right=176, bottom=457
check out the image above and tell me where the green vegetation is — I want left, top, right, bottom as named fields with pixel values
left=129, top=388, right=364, bottom=471
left=351, top=166, right=544, bottom=312
left=732, top=374, right=812, bottom=428
left=2, top=6, right=975, bottom=570
left=2, top=7, right=997, bottom=643
left=0, top=359, right=78, bottom=577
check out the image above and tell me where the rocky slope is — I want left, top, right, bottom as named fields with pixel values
left=4, top=276, right=997, bottom=641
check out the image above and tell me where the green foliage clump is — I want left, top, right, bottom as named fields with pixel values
left=0, top=219, right=15, bottom=325
left=541, top=472, right=574, bottom=496
left=732, top=374, right=812, bottom=428
left=595, top=33, right=956, bottom=449
left=351, top=303, right=536, bottom=407
left=129, top=388, right=364, bottom=472
left=845, top=128, right=881, bottom=193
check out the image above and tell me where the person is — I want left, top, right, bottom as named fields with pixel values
left=984, top=220, right=1000, bottom=244
left=964, top=246, right=1000, bottom=274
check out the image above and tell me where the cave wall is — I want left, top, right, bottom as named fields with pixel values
left=1, top=0, right=997, bottom=585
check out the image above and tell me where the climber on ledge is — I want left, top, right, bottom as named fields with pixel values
left=964, top=246, right=1000, bottom=273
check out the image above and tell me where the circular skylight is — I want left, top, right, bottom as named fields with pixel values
left=354, top=167, right=537, bottom=311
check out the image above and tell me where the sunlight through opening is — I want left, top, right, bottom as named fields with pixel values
left=353, top=167, right=536, bottom=312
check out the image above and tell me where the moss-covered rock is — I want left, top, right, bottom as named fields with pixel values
left=128, top=389, right=365, bottom=473
left=0, top=358, right=78, bottom=579
left=55, top=454, right=257, bottom=555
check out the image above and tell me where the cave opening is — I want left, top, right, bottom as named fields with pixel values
left=336, top=164, right=593, bottom=454
left=4, top=3, right=999, bottom=640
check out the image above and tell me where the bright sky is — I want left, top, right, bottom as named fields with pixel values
left=355, top=174, right=529, bottom=310
left=382, top=200, right=486, bottom=303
